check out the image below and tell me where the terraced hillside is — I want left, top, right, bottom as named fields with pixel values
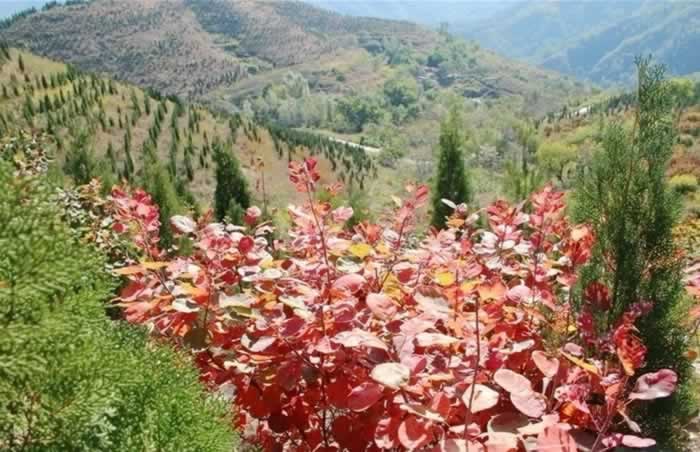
left=0, top=46, right=377, bottom=210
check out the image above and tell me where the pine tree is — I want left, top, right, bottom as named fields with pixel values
left=213, top=143, right=251, bottom=223
left=573, top=58, right=695, bottom=451
left=17, top=54, right=24, bottom=72
left=431, top=107, right=471, bottom=229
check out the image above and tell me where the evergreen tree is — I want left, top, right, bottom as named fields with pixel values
left=431, top=107, right=471, bottom=229
left=168, top=139, right=178, bottom=177
left=142, top=158, right=184, bottom=249
left=106, top=141, right=117, bottom=173
left=17, top=54, right=24, bottom=72
left=213, top=143, right=251, bottom=223
left=0, top=159, right=236, bottom=451
left=64, top=133, right=95, bottom=185
left=573, top=58, right=695, bottom=451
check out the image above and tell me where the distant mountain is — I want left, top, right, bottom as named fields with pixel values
left=306, top=0, right=512, bottom=26
left=310, top=0, right=700, bottom=85
left=457, top=0, right=700, bottom=85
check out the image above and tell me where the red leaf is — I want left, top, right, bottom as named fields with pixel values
left=327, top=376, right=351, bottom=409
left=433, top=439, right=485, bottom=452
left=347, top=382, right=383, bottom=411
left=621, top=435, right=656, bottom=448
left=511, top=390, right=547, bottom=418
left=494, top=369, right=533, bottom=395
left=371, top=362, right=410, bottom=389
left=366, top=292, right=397, bottom=320
left=462, top=384, right=500, bottom=413
left=629, top=369, right=677, bottom=400
left=532, top=351, right=559, bottom=378
left=484, top=432, right=519, bottom=452
left=398, top=415, right=432, bottom=449
left=536, top=425, right=577, bottom=452
left=332, top=273, right=366, bottom=294
left=238, top=236, right=255, bottom=254
left=333, top=329, right=388, bottom=351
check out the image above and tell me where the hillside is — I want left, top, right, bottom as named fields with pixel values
left=0, top=0, right=584, bottom=111
left=0, top=46, right=377, bottom=212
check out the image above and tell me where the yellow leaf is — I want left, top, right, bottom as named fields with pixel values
left=113, top=265, right=145, bottom=275
left=259, top=257, right=275, bottom=269
left=179, top=283, right=208, bottom=298
left=460, top=279, right=479, bottom=293
left=383, top=273, right=404, bottom=301
left=349, top=243, right=373, bottom=259
left=435, top=270, right=456, bottom=287
left=141, top=261, right=169, bottom=270
left=561, top=352, right=599, bottom=376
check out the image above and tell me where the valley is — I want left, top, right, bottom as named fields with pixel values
left=1, top=2, right=699, bottom=452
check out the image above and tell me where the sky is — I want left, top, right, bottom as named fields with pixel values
left=0, top=1, right=54, bottom=19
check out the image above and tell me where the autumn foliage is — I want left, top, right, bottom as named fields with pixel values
left=108, top=158, right=679, bottom=451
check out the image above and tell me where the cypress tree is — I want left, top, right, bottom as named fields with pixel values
left=168, top=139, right=178, bottom=177
left=106, top=141, right=117, bottom=173
left=64, top=133, right=94, bottom=185
left=142, top=158, right=183, bottom=249
left=573, top=58, right=695, bottom=451
left=213, top=143, right=251, bottom=223
left=431, top=107, right=471, bottom=229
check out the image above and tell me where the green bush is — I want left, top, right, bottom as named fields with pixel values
left=0, top=162, right=236, bottom=451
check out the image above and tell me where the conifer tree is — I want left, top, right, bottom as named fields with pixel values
left=431, top=107, right=471, bottom=229
left=168, top=139, right=178, bottom=177
left=0, top=159, right=236, bottom=451
left=17, top=54, right=24, bottom=72
left=63, top=133, right=94, bottom=185
left=106, top=141, right=117, bottom=173
left=142, top=158, right=183, bottom=249
left=573, top=58, right=695, bottom=451
left=213, top=143, right=251, bottom=223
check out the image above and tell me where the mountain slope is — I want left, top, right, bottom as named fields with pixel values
left=0, top=0, right=434, bottom=99
left=456, top=0, right=700, bottom=84
left=305, top=0, right=510, bottom=26
left=0, top=0, right=580, bottom=106
left=0, top=46, right=376, bottom=209
left=310, top=0, right=700, bottom=85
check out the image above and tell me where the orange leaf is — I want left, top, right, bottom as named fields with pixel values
left=141, top=261, right=169, bottom=270
left=477, top=281, right=506, bottom=300
left=113, top=265, right=145, bottom=275
left=561, top=352, right=599, bottom=376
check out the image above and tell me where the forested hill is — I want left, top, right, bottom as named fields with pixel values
left=0, top=0, right=580, bottom=109
left=0, top=46, right=378, bottom=214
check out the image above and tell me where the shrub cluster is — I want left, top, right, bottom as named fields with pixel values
left=108, top=157, right=679, bottom=451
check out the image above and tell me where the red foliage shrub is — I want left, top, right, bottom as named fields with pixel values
left=110, top=158, right=677, bottom=451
